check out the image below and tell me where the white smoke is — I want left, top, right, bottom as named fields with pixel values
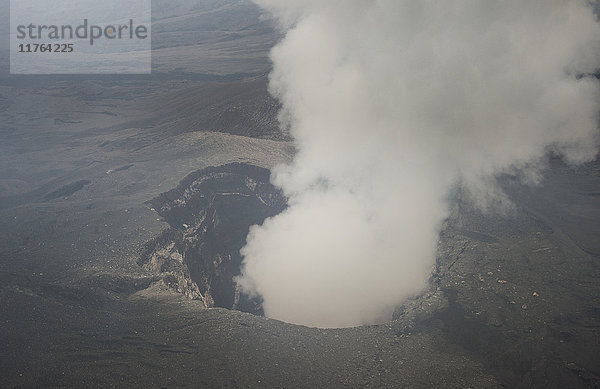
left=237, top=0, right=600, bottom=328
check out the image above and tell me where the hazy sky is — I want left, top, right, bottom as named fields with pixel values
left=237, top=0, right=600, bottom=328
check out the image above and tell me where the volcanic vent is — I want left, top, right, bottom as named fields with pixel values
left=139, top=163, right=286, bottom=315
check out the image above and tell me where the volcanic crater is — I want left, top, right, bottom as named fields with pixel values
left=139, top=163, right=286, bottom=316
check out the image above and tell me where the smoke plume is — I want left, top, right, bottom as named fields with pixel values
left=237, top=0, right=600, bottom=328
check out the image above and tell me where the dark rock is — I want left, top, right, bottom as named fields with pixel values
left=44, top=180, right=91, bottom=200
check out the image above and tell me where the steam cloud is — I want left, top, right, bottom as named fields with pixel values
left=237, top=0, right=600, bottom=328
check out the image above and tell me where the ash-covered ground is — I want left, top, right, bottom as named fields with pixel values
left=1, top=1, right=599, bottom=388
